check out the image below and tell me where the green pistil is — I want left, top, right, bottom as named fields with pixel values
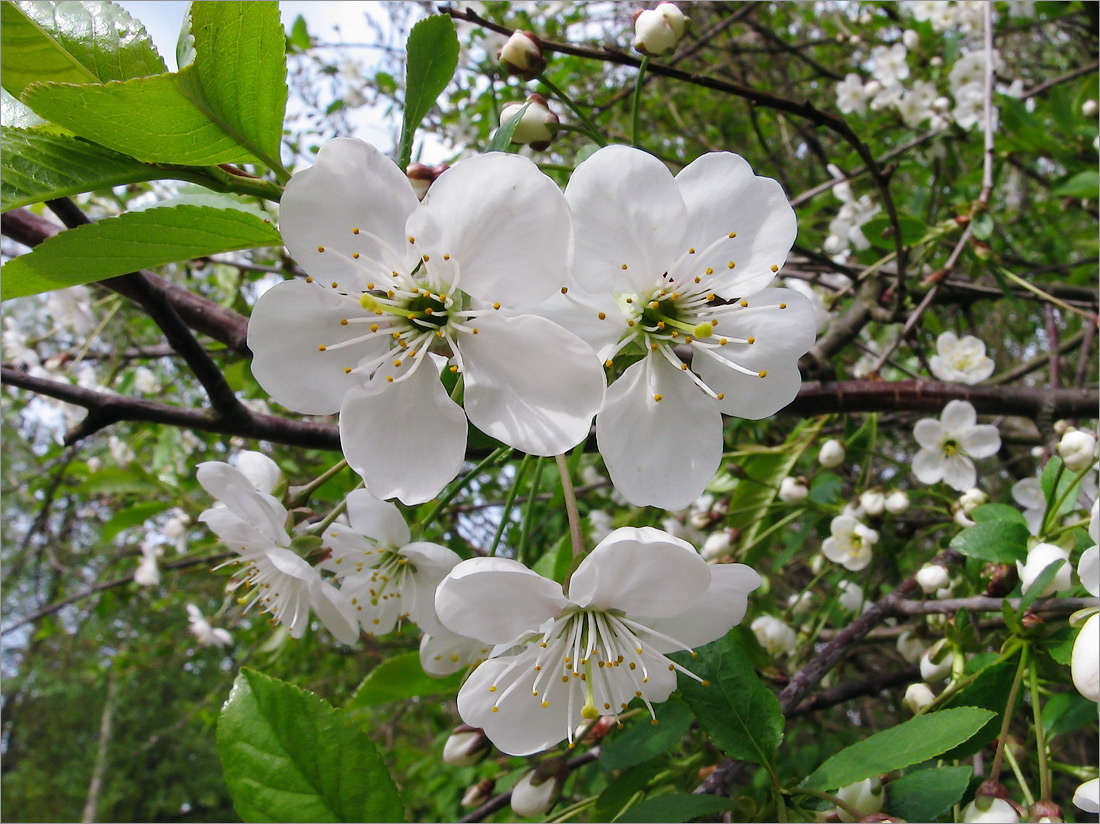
left=360, top=292, right=448, bottom=328
left=943, top=439, right=959, bottom=456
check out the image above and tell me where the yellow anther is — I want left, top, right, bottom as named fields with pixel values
left=305, top=276, right=313, bottom=283
left=685, top=335, right=693, bottom=344
left=352, top=227, right=360, bottom=234
left=621, top=263, right=628, bottom=270
left=344, top=367, right=352, bottom=374
left=627, top=320, right=635, bottom=327
left=694, top=277, right=701, bottom=283
left=598, top=312, right=606, bottom=320
left=747, top=336, right=755, bottom=344
left=779, top=302, right=787, bottom=309
left=331, top=281, right=338, bottom=288
left=406, top=313, right=415, bottom=320
left=728, top=261, right=735, bottom=269
left=719, top=338, right=727, bottom=345
left=407, top=236, right=415, bottom=243
left=771, top=264, right=779, bottom=272
left=705, top=267, right=713, bottom=275
left=491, top=707, right=498, bottom=712
left=392, top=271, right=399, bottom=277
left=702, top=679, right=711, bottom=687
left=386, top=376, right=394, bottom=382
left=318, top=344, right=326, bottom=352
left=561, top=286, right=568, bottom=294
left=625, top=297, right=633, bottom=303
left=740, top=300, right=749, bottom=307
left=670, top=331, right=679, bottom=338
left=657, top=321, right=665, bottom=330
left=671, top=292, right=680, bottom=299
left=449, top=365, right=458, bottom=372
left=425, top=308, right=433, bottom=315
left=422, top=254, right=430, bottom=262
left=688, top=247, right=695, bottom=254
left=650, top=343, right=658, bottom=351
left=758, top=370, right=767, bottom=378
left=605, top=359, right=614, bottom=368
left=729, top=232, right=737, bottom=238
left=472, top=328, right=479, bottom=334
left=541, top=700, right=549, bottom=708
left=716, top=392, right=725, bottom=400
left=317, top=245, right=325, bottom=252
left=493, top=302, right=501, bottom=310
left=562, top=676, right=569, bottom=683
left=443, top=253, right=450, bottom=260
left=394, top=359, right=402, bottom=367
left=370, top=323, right=379, bottom=332
left=706, top=294, right=716, bottom=302
left=340, top=318, right=349, bottom=326
left=680, top=363, right=688, bottom=371
left=654, top=393, right=663, bottom=402
left=352, top=252, right=360, bottom=259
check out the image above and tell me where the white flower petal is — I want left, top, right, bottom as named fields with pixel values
left=280, top=138, right=419, bottom=289
left=435, top=557, right=570, bottom=645
left=196, top=463, right=290, bottom=545
left=199, top=507, right=279, bottom=554
left=1073, top=777, right=1100, bottom=814
left=912, top=418, right=944, bottom=450
left=461, top=313, right=605, bottom=456
left=308, top=578, right=361, bottom=645
left=340, top=362, right=467, bottom=505
left=941, top=399, right=977, bottom=434
left=419, top=630, right=491, bottom=677
left=568, top=527, right=711, bottom=618
left=565, top=144, right=688, bottom=294
left=942, top=454, right=977, bottom=492
left=408, top=153, right=572, bottom=306
left=1078, top=545, right=1099, bottom=597
left=646, top=563, right=761, bottom=649
left=248, top=280, right=381, bottom=415
left=399, top=541, right=462, bottom=635
left=235, top=451, right=283, bottom=496
left=962, top=424, right=1001, bottom=459
left=693, top=289, right=815, bottom=419
left=343, top=488, right=411, bottom=547
left=596, top=356, right=723, bottom=510
left=1071, top=613, right=1099, bottom=703
left=674, top=152, right=796, bottom=298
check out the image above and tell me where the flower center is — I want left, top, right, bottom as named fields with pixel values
left=942, top=439, right=959, bottom=456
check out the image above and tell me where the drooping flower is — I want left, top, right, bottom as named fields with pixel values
left=185, top=604, right=233, bottom=648
left=497, top=30, right=547, bottom=80
left=542, top=145, right=813, bottom=509
left=912, top=400, right=1001, bottom=492
left=318, top=489, right=460, bottom=637
left=196, top=459, right=358, bottom=644
left=435, top=526, right=761, bottom=755
left=510, top=767, right=563, bottom=818
left=247, top=139, right=605, bottom=505
left=1057, top=428, right=1098, bottom=472
left=822, top=514, right=879, bottom=571
left=1016, top=542, right=1072, bottom=597
left=962, top=796, right=1020, bottom=823
left=929, top=332, right=995, bottom=384
left=632, top=3, right=688, bottom=56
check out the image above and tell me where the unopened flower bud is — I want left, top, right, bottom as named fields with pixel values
left=500, top=93, right=559, bottom=151
left=442, top=726, right=492, bottom=767
left=859, top=489, right=886, bottom=517
left=896, top=630, right=926, bottom=664
left=818, top=439, right=846, bottom=468
left=835, top=777, right=885, bottom=823
left=902, top=29, right=920, bottom=50
left=779, top=476, right=809, bottom=504
left=788, top=591, right=814, bottom=616
left=1016, top=542, right=1072, bottom=597
left=498, top=30, right=547, bottom=81
left=1071, top=612, right=1098, bottom=702
left=406, top=162, right=449, bottom=200
left=884, top=489, right=910, bottom=515
left=838, top=579, right=865, bottom=613
left=511, top=766, right=563, bottom=818
left=920, top=638, right=953, bottom=683
left=462, top=779, right=494, bottom=808
left=701, top=530, right=733, bottom=561
left=632, top=2, right=688, bottom=56
left=929, top=56, right=943, bottom=67
left=903, top=682, right=936, bottom=714
left=751, top=614, right=798, bottom=656
left=1056, top=428, right=1097, bottom=471
left=1054, top=419, right=1070, bottom=435
left=1083, top=99, right=1099, bottom=118
left=962, top=792, right=1021, bottom=823
left=916, top=564, right=951, bottom=595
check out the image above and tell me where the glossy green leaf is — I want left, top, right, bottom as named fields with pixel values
left=671, top=632, right=784, bottom=768
left=345, top=651, right=464, bottom=710
left=803, top=708, right=994, bottom=790
left=397, top=15, right=459, bottom=170
left=885, top=766, right=972, bottom=822
left=938, top=662, right=1020, bottom=759
left=1053, top=169, right=1099, bottom=198
left=1043, top=691, right=1097, bottom=739
left=1, top=88, right=49, bottom=128
left=1040, top=457, right=1084, bottom=519
left=218, top=668, right=406, bottom=823
left=949, top=519, right=1030, bottom=563
left=1, top=127, right=166, bottom=211
left=175, top=1, right=288, bottom=172
left=970, top=503, right=1027, bottom=526
left=592, top=762, right=666, bottom=821
left=599, top=699, right=694, bottom=771
left=486, top=101, right=530, bottom=153
left=1, top=204, right=281, bottom=300
left=617, top=794, right=739, bottom=823
left=0, top=0, right=164, bottom=98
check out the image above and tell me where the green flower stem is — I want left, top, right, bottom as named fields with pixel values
left=998, top=266, right=1096, bottom=320
left=537, top=74, right=607, bottom=146
left=308, top=480, right=364, bottom=536
left=1028, top=661, right=1052, bottom=801
left=547, top=796, right=597, bottom=823
left=772, top=771, right=788, bottom=824
left=199, top=164, right=285, bottom=202
left=988, top=643, right=1029, bottom=785
left=417, top=446, right=512, bottom=534
left=786, top=787, right=862, bottom=821
left=516, top=456, right=545, bottom=566
left=288, top=459, right=347, bottom=508
left=1039, top=461, right=1066, bottom=537
left=488, top=454, right=532, bottom=557
left=1003, top=743, right=1036, bottom=807
left=555, top=122, right=608, bottom=146
left=631, top=55, right=650, bottom=148
left=556, top=453, right=585, bottom=560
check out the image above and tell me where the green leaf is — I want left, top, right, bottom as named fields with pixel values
left=1, top=127, right=167, bottom=211
left=287, top=14, right=311, bottom=54
left=671, top=632, right=784, bottom=768
left=802, top=707, right=994, bottom=790
left=174, top=1, right=288, bottom=173
left=1, top=204, right=281, bottom=300
left=1053, top=169, right=1099, bottom=198
left=397, top=15, right=459, bottom=170
left=1018, top=559, right=1066, bottom=613
left=1040, top=457, right=1084, bottom=519
left=593, top=761, right=665, bottom=821
left=101, top=501, right=170, bottom=542
left=885, top=766, right=972, bottom=822
left=616, top=794, right=739, bottom=823
left=969, top=504, right=1027, bottom=526
left=345, top=651, right=464, bottom=710
left=861, top=214, right=929, bottom=249
left=1, top=0, right=165, bottom=98
left=938, top=663, right=1020, bottom=759
left=1043, top=691, right=1098, bottom=739
left=949, top=520, right=1030, bottom=563
left=486, top=102, right=530, bottom=153
left=218, top=669, right=406, bottom=823
left=599, top=699, right=694, bottom=771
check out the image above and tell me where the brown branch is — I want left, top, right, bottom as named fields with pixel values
left=787, top=665, right=920, bottom=719
left=459, top=750, right=600, bottom=824
left=1021, top=60, right=1100, bottom=100
left=890, top=595, right=1096, bottom=617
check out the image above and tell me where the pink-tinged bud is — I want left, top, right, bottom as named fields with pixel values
left=497, top=30, right=547, bottom=81
left=632, top=3, right=688, bottom=56
left=500, top=93, right=560, bottom=151
left=406, top=162, right=449, bottom=200
left=510, top=764, right=564, bottom=818
left=461, top=779, right=494, bottom=809
left=442, top=726, right=492, bottom=767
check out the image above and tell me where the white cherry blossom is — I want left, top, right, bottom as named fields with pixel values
left=929, top=332, right=995, bottom=384
left=823, top=514, right=879, bottom=571
left=545, top=145, right=814, bottom=509
left=185, top=604, right=232, bottom=648
left=912, top=400, right=1001, bottom=492
left=1011, top=477, right=1045, bottom=535
left=248, top=139, right=605, bottom=505
left=751, top=615, right=797, bottom=656
left=318, top=489, right=460, bottom=637
left=435, top=526, right=760, bottom=755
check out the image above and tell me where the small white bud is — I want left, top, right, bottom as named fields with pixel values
left=779, top=476, right=809, bottom=504
left=787, top=591, right=814, bottom=616
left=511, top=769, right=561, bottom=818
left=1016, top=542, right=1073, bottom=597
left=884, top=489, right=910, bottom=515
left=902, top=29, right=920, bottom=50
left=701, top=530, right=733, bottom=561
left=1083, top=99, right=1099, bottom=118
left=632, top=3, right=688, bottom=56
left=962, top=796, right=1021, bottom=823
left=859, top=489, right=886, bottom=517
left=835, top=777, right=884, bottom=822
left=1056, top=428, right=1097, bottom=471
left=818, top=439, right=846, bottom=468
left=442, top=728, right=491, bottom=767
left=916, top=564, right=951, bottom=595
left=920, top=638, right=954, bottom=683
left=498, top=30, right=547, bottom=80
left=1054, top=419, right=1070, bottom=435
left=499, top=93, right=559, bottom=151
left=903, top=682, right=936, bottom=714
left=751, top=615, right=798, bottom=656
left=929, top=56, right=943, bottom=67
